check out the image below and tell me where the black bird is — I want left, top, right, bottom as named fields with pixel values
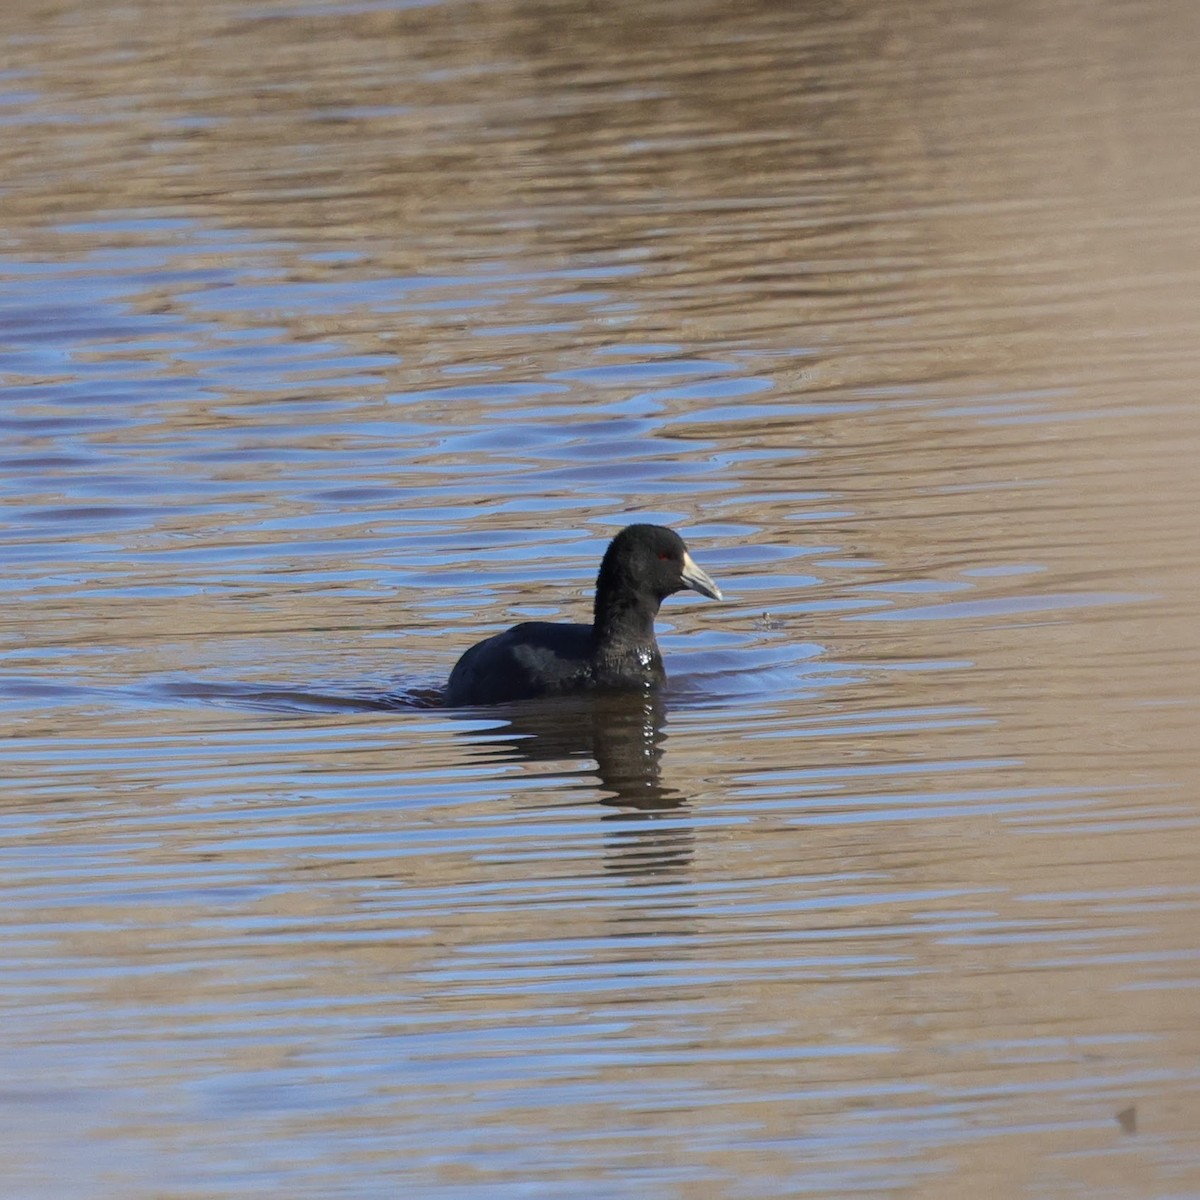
left=445, top=524, right=722, bottom=707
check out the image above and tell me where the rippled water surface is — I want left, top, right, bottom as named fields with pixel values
left=3, top=0, right=1200, bottom=1195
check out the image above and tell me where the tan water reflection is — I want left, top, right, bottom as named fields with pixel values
left=2, top=0, right=1199, bottom=1196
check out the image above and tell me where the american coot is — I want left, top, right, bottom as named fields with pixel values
left=445, top=524, right=722, bottom=707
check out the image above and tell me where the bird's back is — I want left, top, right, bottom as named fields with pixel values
left=445, top=621, right=596, bottom=706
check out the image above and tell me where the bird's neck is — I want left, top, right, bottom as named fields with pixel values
left=592, top=588, right=662, bottom=662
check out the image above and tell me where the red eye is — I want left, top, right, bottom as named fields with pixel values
left=658, top=551, right=673, bottom=560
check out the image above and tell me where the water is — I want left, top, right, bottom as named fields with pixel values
left=3, top=0, right=1200, bottom=1195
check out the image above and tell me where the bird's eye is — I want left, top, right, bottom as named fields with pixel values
left=658, top=551, right=673, bottom=561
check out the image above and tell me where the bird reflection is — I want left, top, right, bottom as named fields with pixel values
left=477, top=690, right=681, bottom=808
left=457, top=690, right=695, bottom=877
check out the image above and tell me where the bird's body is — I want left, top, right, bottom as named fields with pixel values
left=445, top=525, right=720, bottom=707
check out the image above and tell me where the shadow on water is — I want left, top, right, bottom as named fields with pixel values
left=151, top=678, right=444, bottom=713
left=152, top=676, right=693, bottom=871
left=154, top=679, right=698, bottom=878
left=154, top=676, right=696, bottom=874
left=152, top=677, right=689, bottom=811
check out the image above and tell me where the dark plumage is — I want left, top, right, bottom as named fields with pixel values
left=445, top=524, right=722, bottom=707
